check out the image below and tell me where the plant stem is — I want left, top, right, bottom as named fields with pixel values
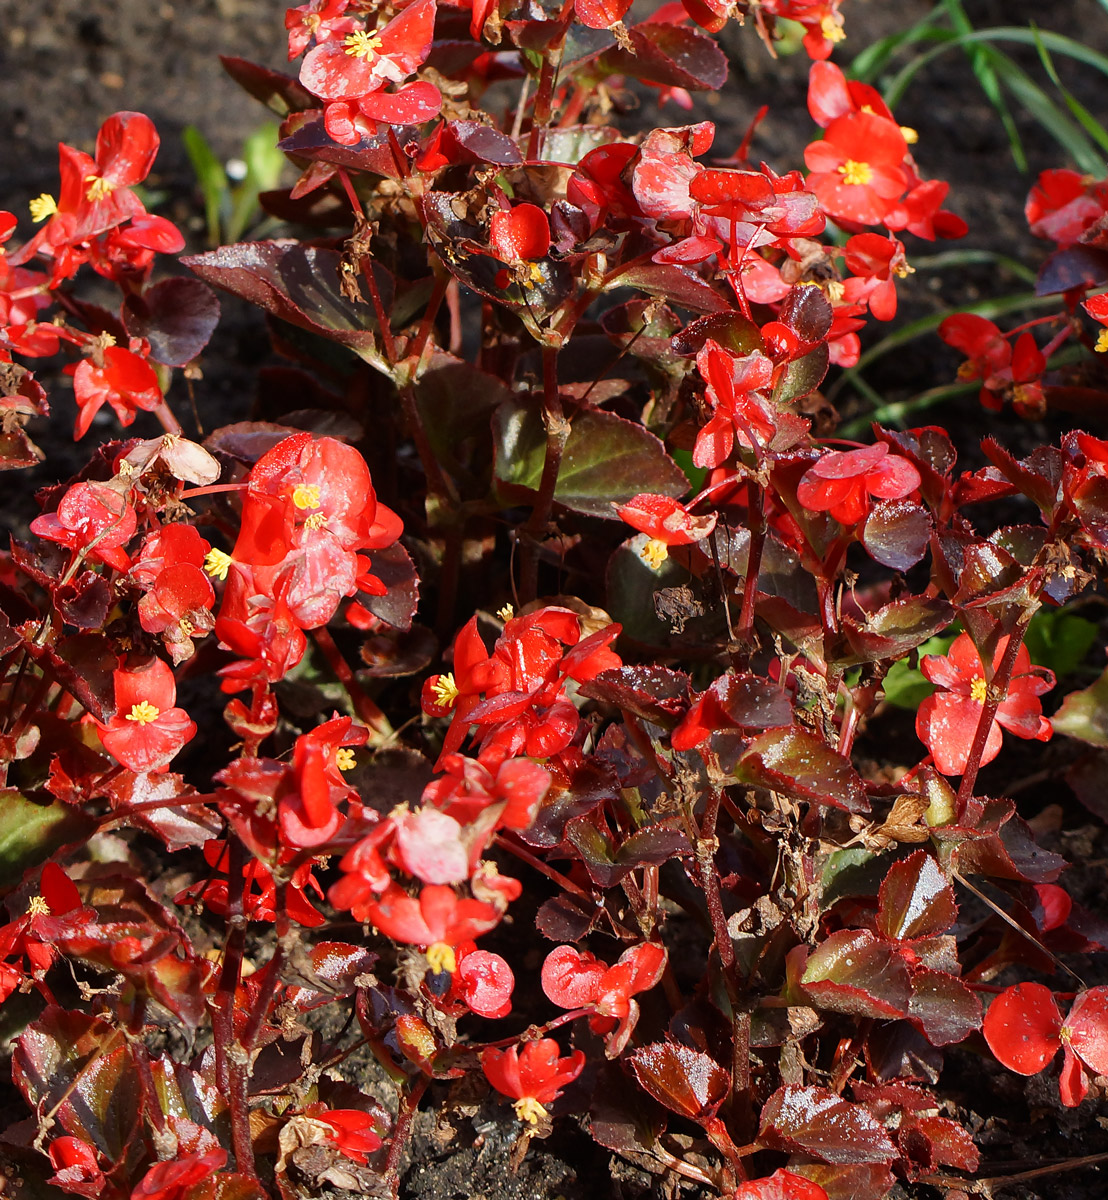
left=520, top=345, right=567, bottom=602
left=312, top=626, right=392, bottom=738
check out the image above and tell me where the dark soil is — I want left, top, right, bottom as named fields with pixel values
left=2, top=2, right=1108, bottom=1198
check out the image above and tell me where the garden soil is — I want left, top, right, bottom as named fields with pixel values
left=2, top=1, right=1108, bottom=1197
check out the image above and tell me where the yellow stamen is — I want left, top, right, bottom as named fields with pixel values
left=126, top=701, right=161, bottom=725
left=85, top=175, right=116, bottom=202
left=292, top=483, right=321, bottom=510
left=303, top=511, right=327, bottom=530
left=1096, top=329, right=1108, bottom=353
left=335, top=747, right=356, bottom=772
left=639, top=538, right=669, bottom=571
left=344, top=30, right=384, bottom=59
left=204, top=548, right=232, bottom=581
left=431, top=672, right=459, bottom=709
left=838, top=159, right=873, bottom=187
left=970, top=677, right=987, bottom=704
left=900, top=125, right=919, bottom=145
left=426, top=942, right=456, bottom=975
left=178, top=617, right=195, bottom=637
left=513, top=1097, right=548, bottom=1125
left=820, top=15, right=845, bottom=42
left=29, top=193, right=57, bottom=223
left=27, top=895, right=51, bottom=916
left=526, top=262, right=546, bottom=285
left=497, top=603, right=515, bottom=622
left=823, top=279, right=845, bottom=304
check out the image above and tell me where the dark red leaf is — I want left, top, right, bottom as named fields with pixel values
left=356, top=541, right=419, bottom=632
left=736, top=727, right=869, bottom=813
left=908, top=969, right=981, bottom=1046
left=877, top=851, right=957, bottom=942
left=599, top=22, right=728, bottom=91
left=123, top=278, right=221, bottom=367
left=577, top=666, right=690, bottom=727
left=800, top=930, right=911, bottom=1019
left=758, top=1085, right=898, bottom=1164
left=628, top=1042, right=728, bottom=1120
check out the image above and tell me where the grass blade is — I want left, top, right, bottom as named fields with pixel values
left=182, top=125, right=228, bottom=247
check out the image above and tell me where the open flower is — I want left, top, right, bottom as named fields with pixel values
left=915, top=633, right=1053, bottom=777
left=983, top=983, right=1108, bottom=1107
left=480, top=1039, right=585, bottom=1124
left=95, top=657, right=196, bottom=773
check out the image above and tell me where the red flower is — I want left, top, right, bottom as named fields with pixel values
left=313, top=1108, right=383, bottom=1164
left=693, top=340, right=778, bottom=467
left=285, top=0, right=354, bottom=60
left=279, top=715, right=367, bottom=848
left=47, top=1137, right=105, bottom=1199
left=131, top=1149, right=227, bottom=1200
left=616, top=493, right=713, bottom=541
left=0, top=864, right=92, bottom=1003
left=1025, top=168, right=1108, bottom=247
left=14, top=113, right=174, bottom=277
left=541, top=941, right=666, bottom=1052
left=354, top=883, right=503, bottom=973
left=299, top=0, right=437, bottom=100
left=983, top=983, right=1108, bottom=1107
left=915, top=633, right=1053, bottom=777
left=732, top=1170, right=828, bottom=1200
left=453, top=944, right=514, bottom=1018
left=30, top=481, right=137, bottom=572
left=842, top=233, right=910, bottom=321
left=95, top=657, right=196, bottom=773
left=489, top=204, right=551, bottom=265
left=480, top=1039, right=586, bottom=1123
left=70, top=345, right=163, bottom=440
left=796, top=442, right=920, bottom=526
left=804, top=111, right=908, bottom=227
left=807, top=60, right=895, bottom=129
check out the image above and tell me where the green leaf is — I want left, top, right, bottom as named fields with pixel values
left=1023, top=607, right=1098, bottom=676
left=0, top=790, right=96, bottom=890
left=880, top=633, right=955, bottom=710
left=1053, top=661, right=1108, bottom=746
left=492, top=399, right=687, bottom=518
left=182, top=125, right=228, bottom=248
left=227, top=122, right=286, bottom=243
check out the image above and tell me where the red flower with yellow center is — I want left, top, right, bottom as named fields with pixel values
left=804, top=111, right=909, bottom=226
left=95, top=656, right=196, bottom=773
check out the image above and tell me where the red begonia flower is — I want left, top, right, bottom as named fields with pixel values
left=131, top=1148, right=227, bottom=1200
left=915, top=633, right=1053, bottom=777
left=797, top=442, right=920, bottom=526
left=314, top=1108, right=383, bottom=1164
left=355, top=883, right=503, bottom=973
left=732, top=1169, right=829, bottom=1200
left=455, top=945, right=514, bottom=1018
left=30, top=481, right=137, bottom=572
left=489, top=204, right=551, bottom=264
left=95, top=656, right=196, bottom=773
left=47, top=1136, right=105, bottom=1199
left=1025, top=168, right=1108, bottom=247
left=299, top=0, right=437, bottom=100
left=70, top=346, right=163, bottom=439
left=480, top=1039, right=586, bottom=1122
left=984, top=983, right=1108, bottom=1107
left=804, top=111, right=908, bottom=226
left=615, top=493, right=717, bottom=545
